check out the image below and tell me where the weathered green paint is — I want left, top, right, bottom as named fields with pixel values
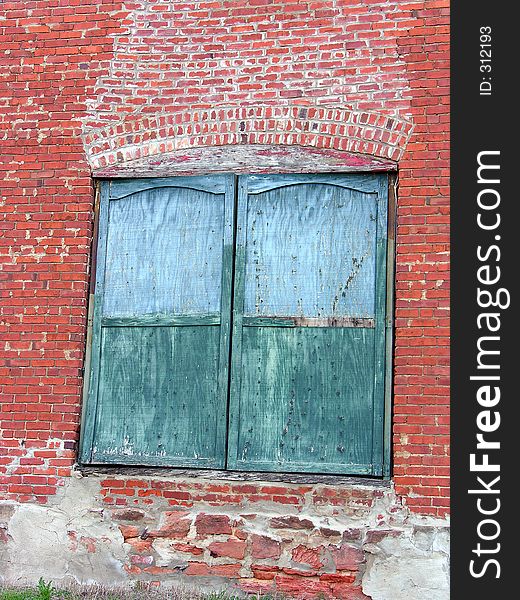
left=101, top=314, right=221, bottom=327
left=370, top=175, right=389, bottom=476
left=242, top=316, right=375, bottom=328
left=79, top=182, right=110, bottom=463
left=227, top=177, right=248, bottom=471
left=228, top=326, right=377, bottom=474
left=215, top=174, right=237, bottom=462
left=92, top=325, right=222, bottom=466
left=80, top=175, right=235, bottom=466
left=383, top=174, right=397, bottom=478
left=228, top=174, right=388, bottom=475
left=81, top=172, right=390, bottom=477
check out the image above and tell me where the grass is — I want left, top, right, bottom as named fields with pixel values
left=0, top=581, right=284, bottom=600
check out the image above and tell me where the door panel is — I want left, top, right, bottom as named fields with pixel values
left=103, top=187, right=224, bottom=318
left=235, top=326, right=376, bottom=473
left=80, top=175, right=235, bottom=467
left=243, top=183, right=377, bottom=319
left=228, top=173, right=388, bottom=475
left=93, top=326, right=221, bottom=466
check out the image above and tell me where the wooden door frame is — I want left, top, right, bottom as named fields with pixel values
left=79, top=172, right=396, bottom=480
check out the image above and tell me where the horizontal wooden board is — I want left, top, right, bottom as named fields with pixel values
left=108, top=174, right=231, bottom=199
left=94, top=146, right=397, bottom=179
left=91, top=326, right=225, bottom=467
left=101, top=314, right=220, bottom=327
left=243, top=316, right=375, bottom=328
left=244, top=173, right=384, bottom=194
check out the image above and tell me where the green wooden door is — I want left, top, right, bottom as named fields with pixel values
left=80, top=175, right=235, bottom=467
left=227, top=174, right=388, bottom=475
left=80, top=172, right=389, bottom=476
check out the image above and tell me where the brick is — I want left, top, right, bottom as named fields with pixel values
left=275, top=575, right=331, bottom=597
left=184, top=562, right=241, bottom=578
left=119, top=525, right=140, bottom=539
left=129, top=554, right=153, bottom=566
left=251, top=564, right=281, bottom=580
left=195, top=513, right=232, bottom=535
left=112, top=508, right=145, bottom=521
left=125, top=537, right=153, bottom=553
left=330, top=544, right=365, bottom=571
left=251, top=534, right=281, bottom=560
left=170, top=543, right=203, bottom=556
left=208, top=539, right=247, bottom=560
left=291, top=545, right=324, bottom=570
left=150, top=511, right=191, bottom=538
left=269, top=516, right=315, bottom=530
left=365, top=529, right=404, bottom=545
left=1, top=0, right=449, bottom=530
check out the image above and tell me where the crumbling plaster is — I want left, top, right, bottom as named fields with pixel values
left=0, top=475, right=449, bottom=599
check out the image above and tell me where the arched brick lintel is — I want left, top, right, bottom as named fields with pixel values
left=83, top=105, right=413, bottom=172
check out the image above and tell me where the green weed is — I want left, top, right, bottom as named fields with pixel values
left=36, top=581, right=54, bottom=600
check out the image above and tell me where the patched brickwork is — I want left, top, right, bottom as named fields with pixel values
left=100, top=476, right=405, bottom=598
left=80, top=0, right=416, bottom=167
left=84, top=105, right=413, bottom=168
left=1, top=0, right=449, bottom=595
left=0, top=0, right=125, bottom=505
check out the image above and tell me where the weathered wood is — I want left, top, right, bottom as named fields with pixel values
left=243, top=316, right=375, bottom=328
left=227, top=178, right=248, bottom=471
left=94, top=146, right=398, bottom=179
left=103, top=186, right=224, bottom=318
left=81, top=175, right=235, bottom=467
left=228, top=173, right=388, bottom=475
left=243, top=182, right=377, bottom=319
left=370, top=175, right=389, bottom=476
left=108, top=174, right=230, bottom=199
left=82, top=172, right=390, bottom=477
left=78, top=464, right=391, bottom=488
left=228, top=327, right=377, bottom=473
left=383, top=173, right=397, bottom=477
left=245, top=172, right=385, bottom=194
left=101, top=314, right=220, bottom=327
left=92, top=325, right=223, bottom=466
left=79, top=183, right=110, bottom=463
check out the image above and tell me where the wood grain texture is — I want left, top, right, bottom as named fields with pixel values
left=101, top=314, right=221, bottom=327
left=81, top=175, right=235, bottom=467
left=109, top=175, right=230, bottom=199
left=96, top=147, right=397, bottom=180
left=242, top=316, right=375, bottom=328
left=245, top=173, right=384, bottom=194
left=103, top=186, right=224, bottom=318
left=80, top=464, right=391, bottom=487
left=79, top=183, right=110, bottom=463
left=83, top=173, right=389, bottom=476
left=92, top=325, right=223, bottom=466
left=228, top=327, right=376, bottom=473
left=370, top=174, right=389, bottom=476
left=243, top=183, right=377, bottom=319
left=229, top=173, right=388, bottom=476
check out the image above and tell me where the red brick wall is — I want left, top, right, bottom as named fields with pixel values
left=0, top=0, right=449, bottom=520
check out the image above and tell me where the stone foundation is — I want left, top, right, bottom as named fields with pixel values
left=0, top=474, right=449, bottom=600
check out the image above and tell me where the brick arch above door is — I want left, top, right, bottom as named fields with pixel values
left=83, top=105, right=413, bottom=175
